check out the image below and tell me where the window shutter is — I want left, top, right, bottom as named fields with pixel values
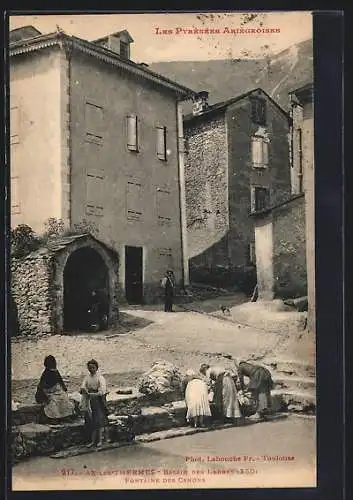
left=251, top=137, right=263, bottom=166
left=157, top=189, right=171, bottom=222
left=85, top=102, right=104, bottom=144
left=251, top=98, right=267, bottom=125
left=86, top=172, right=104, bottom=216
left=10, top=106, right=20, bottom=144
left=127, top=115, right=138, bottom=151
left=126, top=181, right=142, bottom=219
left=262, top=140, right=269, bottom=166
left=11, top=176, right=20, bottom=214
left=157, top=126, right=167, bottom=160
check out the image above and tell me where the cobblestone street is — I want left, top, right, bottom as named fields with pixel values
left=12, top=302, right=289, bottom=405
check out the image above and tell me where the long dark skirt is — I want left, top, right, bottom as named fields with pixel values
left=249, top=389, right=272, bottom=414
left=85, top=395, right=109, bottom=431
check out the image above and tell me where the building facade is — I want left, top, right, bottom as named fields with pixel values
left=10, top=26, right=195, bottom=309
left=252, top=194, right=307, bottom=301
left=289, top=82, right=315, bottom=332
left=184, top=89, right=291, bottom=288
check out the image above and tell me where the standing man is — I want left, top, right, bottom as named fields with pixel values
left=161, top=269, right=176, bottom=312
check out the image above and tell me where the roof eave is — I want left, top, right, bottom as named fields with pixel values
left=10, top=32, right=196, bottom=98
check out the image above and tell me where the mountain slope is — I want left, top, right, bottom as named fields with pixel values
left=150, top=38, right=313, bottom=111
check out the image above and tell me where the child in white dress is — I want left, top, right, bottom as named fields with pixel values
left=80, top=359, right=109, bottom=447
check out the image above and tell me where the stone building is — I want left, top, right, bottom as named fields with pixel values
left=289, top=82, right=315, bottom=332
left=11, top=234, right=120, bottom=335
left=183, top=88, right=291, bottom=288
left=251, top=194, right=307, bottom=301
left=10, top=25, right=195, bottom=319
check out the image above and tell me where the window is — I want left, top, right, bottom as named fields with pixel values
left=251, top=136, right=269, bottom=168
left=127, top=115, right=138, bottom=151
left=86, top=172, right=104, bottom=216
left=159, top=248, right=173, bottom=268
left=126, top=181, right=142, bottom=220
left=247, top=242, right=256, bottom=265
left=251, top=97, right=267, bottom=126
left=11, top=176, right=20, bottom=214
left=251, top=186, right=270, bottom=212
left=159, top=248, right=172, bottom=257
left=296, top=128, right=304, bottom=193
left=120, top=41, right=129, bottom=59
left=10, top=106, right=20, bottom=145
left=156, top=188, right=171, bottom=223
left=156, top=126, right=167, bottom=161
left=85, top=102, right=104, bottom=145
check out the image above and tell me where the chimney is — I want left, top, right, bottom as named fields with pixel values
left=192, top=91, right=209, bottom=116
left=92, top=30, right=134, bottom=60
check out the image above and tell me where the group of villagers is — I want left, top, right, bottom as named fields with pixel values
left=34, top=355, right=274, bottom=448
left=35, top=355, right=109, bottom=448
left=182, top=361, right=274, bottom=428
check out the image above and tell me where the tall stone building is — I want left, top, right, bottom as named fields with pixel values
left=289, top=82, right=315, bottom=332
left=183, top=88, right=291, bottom=288
left=10, top=25, right=195, bottom=319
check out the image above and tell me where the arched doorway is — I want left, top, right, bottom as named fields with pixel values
left=63, top=247, right=109, bottom=331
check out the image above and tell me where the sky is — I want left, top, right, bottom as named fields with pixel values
left=9, top=11, right=313, bottom=63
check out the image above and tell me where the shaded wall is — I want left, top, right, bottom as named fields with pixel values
left=273, top=195, right=307, bottom=298
left=11, top=249, right=55, bottom=335
left=10, top=48, right=69, bottom=232
left=226, top=94, right=291, bottom=267
left=254, top=195, right=306, bottom=300
left=69, top=51, right=184, bottom=301
left=184, top=114, right=229, bottom=274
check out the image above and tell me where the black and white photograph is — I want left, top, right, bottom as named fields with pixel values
left=8, top=11, right=318, bottom=490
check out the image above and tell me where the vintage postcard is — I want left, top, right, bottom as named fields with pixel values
left=9, top=11, right=317, bottom=491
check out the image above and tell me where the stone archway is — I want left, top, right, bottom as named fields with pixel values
left=63, top=247, right=109, bottom=331
left=52, top=235, right=120, bottom=333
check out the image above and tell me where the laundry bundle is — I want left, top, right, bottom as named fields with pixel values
left=138, top=360, right=183, bottom=397
left=237, top=389, right=258, bottom=417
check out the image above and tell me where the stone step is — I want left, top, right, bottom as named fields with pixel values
left=50, top=441, right=133, bottom=459
left=271, top=389, right=316, bottom=414
left=272, top=375, right=316, bottom=392
left=264, top=359, right=316, bottom=378
left=136, top=414, right=289, bottom=443
left=13, top=387, right=313, bottom=465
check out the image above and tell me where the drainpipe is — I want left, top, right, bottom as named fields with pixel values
left=289, top=97, right=295, bottom=195
left=176, top=99, right=189, bottom=287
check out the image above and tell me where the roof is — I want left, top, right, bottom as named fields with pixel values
left=288, top=82, right=313, bottom=95
left=9, top=26, right=42, bottom=43
left=44, top=233, right=118, bottom=256
left=45, top=233, right=92, bottom=252
left=184, top=88, right=289, bottom=124
left=92, top=29, right=134, bottom=44
left=288, top=82, right=314, bottom=105
left=10, top=30, right=196, bottom=99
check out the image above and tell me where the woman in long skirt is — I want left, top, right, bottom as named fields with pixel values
left=80, top=359, right=109, bottom=447
left=200, top=364, right=242, bottom=423
left=35, top=355, right=77, bottom=423
left=236, top=360, right=274, bottom=420
left=183, top=369, right=211, bottom=428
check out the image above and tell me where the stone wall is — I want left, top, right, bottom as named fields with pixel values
left=226, top=93, right=291, bottom=267
left=11, top=235, right=121, bottom=335
left=272, top=195, right=307, bottom=298
left=184, top=92, right=291, bottom=292
left=11, top=249, right=55, bottom=336
left=184, top=114, right=230, bottom=273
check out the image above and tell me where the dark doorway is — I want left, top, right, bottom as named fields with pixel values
left=125, top=246, right=143, bottom=304
left=63, top=247, right=109, bottom=331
